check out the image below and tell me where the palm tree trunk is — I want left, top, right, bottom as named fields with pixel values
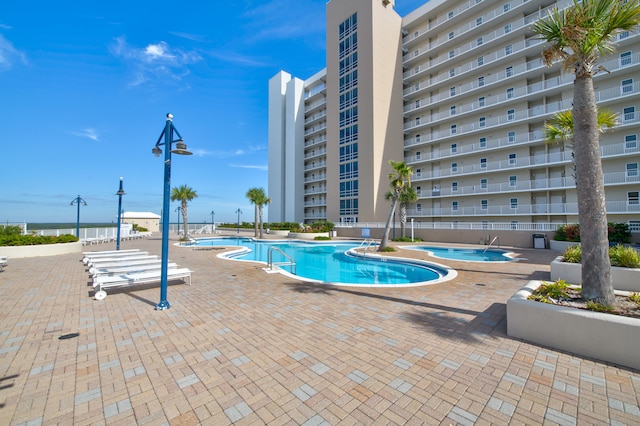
left=181, top=205, right=188, bottom=238
left=400, top=204, right=407, bottom=238
left=254, top=205, right=259, bottom=238
left=378, top=195, right=398, bottom=251
left=573, top=76, right=613, bottom=304
left=258, top=205, right=264, bottom=239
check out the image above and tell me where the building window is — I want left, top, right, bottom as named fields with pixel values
left=416, top=186, right=421, bottom=195
left=416, top=168, right=422, bottom=178
left=448, top=11, right=454, bottom=19
left=481, top=199, right=488, bottom=210
left=482, top=220, right=489, bottom=229
left=503, top=3, right=511, bottom=12
left=627, top=162, right=638, bottom=177
left=510, top=198, right=518, bottom=209
left=628, top=191, right=639, bottom=205
left=451, top=124, right=457, bottom=134
left=416, top=203, right=422, bottom=212
left=480, top=178, right=487, bottom=189
left=449, top=68, right=456, bottom=77
left=479, top=116, right=486, bottom=127
left=511, top=221, right=518, bottom=230
left=508, top=131, right=516, bottom=143
left=626, top=134, right=638, bottom=150
left=509, top=175, right=517, bottom=186
left=505, top=44, right=513, bottom=55
left=479, top=137, right=487, bottom=148
left=478, top=76, right=485, bottom=87
left=415, top=100, right=420, bottom=108
left=415, top=116, right=421, bottom=125
left=451, top=162, right=458, bottom=173
left=415, top=134, right=421, bottom=143
left=507, top=87, right=514, bottom=99
left=452, top=182, right=458, bottom=192
left=477, top=37, right=483, bottom=46
left=621, top=51, right=632, bottom=66
left=619, top=31, right=630, bottom=40
left=450, top=87, right=456, bottom=96
left=451, top=105, right=457, bottom=115
left=480, top=158, right=487, bottom=169
left=449, top=31, right=454, bottom=40
left=414, top=83, right=420, bottom=92
left=476, top=17, right=483, bottom=26
left=478, top=96, right=485, bottom=107
left=623, top=106, right=636, bottom=122
left=477, top=56, right=484, bottom=66
left=622, top=78, right=634, bottom=94
left=507, top=109, right=515, bottom=120
left=505, top=66, right=514, bottom=77
left=509, top=153, right=517, bottom=165
left=416, top=151, right=421, bottom=160
left=451, top=143, right=457, bottom=153
left=449, top=50, right=455, bottom=59
left=504, top=23, right=512, bottom=34
left=414, top=49, right=420, bottom=58
left=452, top=201, right=459, bottom=211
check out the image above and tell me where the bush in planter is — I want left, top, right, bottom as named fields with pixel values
left=554, top=224, right=580, bottom=242
left=553, top=222, right=631, bottom=244
left=0, top=234, right=78, bottom=246
left=561, top=244, right=640, bottom=268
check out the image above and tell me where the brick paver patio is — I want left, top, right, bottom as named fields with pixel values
left=0, top=233, right=638, bottom=425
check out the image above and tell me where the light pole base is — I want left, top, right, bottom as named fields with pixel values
left=155, top=300, right=171, bottom=310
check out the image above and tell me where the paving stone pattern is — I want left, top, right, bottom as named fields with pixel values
left=0, top=233, right=639, bottom=425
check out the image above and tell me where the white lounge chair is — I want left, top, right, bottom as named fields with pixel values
left=83, top=248, right=140, bottom=256
left=91, top=262, right=177, bottom=277
left=88, top=258, right=167, bottom=275
left=93, top=268, right=193, bottom=300
left=82, top=250, right=149, bottom=264
left=0, top=256, right=7, bottom=271
left=86, top=255, right=157, bottom=267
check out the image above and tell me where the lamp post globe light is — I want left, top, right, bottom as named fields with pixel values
left=152, top=113, right=192, bottom=310
left=116, top=177, right=126, bottom=250
left=70, top=195, right=87, bottom=239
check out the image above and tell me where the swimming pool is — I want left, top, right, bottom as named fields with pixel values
left=191, top=238, right=456, bottom=286
left=401, top=245, right=513, bottom=262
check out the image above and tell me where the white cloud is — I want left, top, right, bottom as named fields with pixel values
left=229, top=163, right=268, bottom=171
left=0, top=33, right=28, bottom=71
left=72, top=128, right=100, bottom=142
left=110, top=36, right=202, bottom=87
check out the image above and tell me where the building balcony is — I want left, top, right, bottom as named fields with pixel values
left=304, top=200, right=327, bottom=207
left=305, top=123, right=327, bottom=137
left=305, top=148, right=327, bottom=160
left=305, top=187, right=327, bottom=195
left=305, top=135, right=326, bottom=148
left=304, top=174, right=327, bottom=183
left=305, top=161, right=327, bottom=172
left=305, top=97, right=326, bottom=114
left=304, top=110, right=327, bottom=126
left=407, top=200, right=640, bottom=217
left=416, top=171, right=639, bottom=199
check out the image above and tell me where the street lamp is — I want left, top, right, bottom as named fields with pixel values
left=116, top=177, right=126, bottom=250
left=152, top=113, right=192, bottom=311
left=235, top=208, right=242, bottom=233
left=210, top=210, right=215, bottom=230
left=70, top=195, right=87, bottom=239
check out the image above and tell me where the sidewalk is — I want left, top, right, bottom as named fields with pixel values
left=0, top=235, right=638, bottom=425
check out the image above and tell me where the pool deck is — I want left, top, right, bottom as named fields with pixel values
left=1, top=232, right=639, bottom=425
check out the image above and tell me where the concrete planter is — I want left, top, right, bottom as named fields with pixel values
left=507, top=280, right=640, bottom=371
left=267, top=230, right=290, bottom=237
left=287, top=232, right=330, bottom=240
left=0, top=241, right=83, bottom=258
left=549, top=240, right=579, bottom=252
left=550, top=256, right=640, bottom=292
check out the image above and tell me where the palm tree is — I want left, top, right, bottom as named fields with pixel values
left=398, top=186, right=418, bottom=239
left=545, top=109, right=618, bottom=179
left=170, top=185, right=198, bottom=239
left=533, top=0, right=640, bottom=304
left=246, top=187, right=271, bottom=238
left=378, top=160, right=413, bottom=251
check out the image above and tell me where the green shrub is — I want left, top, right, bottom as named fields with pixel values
left=585, top=300, right=614, bottom=313
left=608, top=222, right=632, bottom=244
left=0, top=234, right=78, bottom=246
left=537, top=280, right=570, bottom=299
left=554, top=224, right=580, bottom=242
left=562, top=245, right=582, bottom=263
left=0, top=225, right=23, bottom=237
left=392, top=237, right=423, bottom=242
left=314, top=236, right=331, bottom=241
left=629, top=293, right=640, bottom=305
left=378, top=246, right=397, bottom=252
left=609, top=245, right=640, bottom=268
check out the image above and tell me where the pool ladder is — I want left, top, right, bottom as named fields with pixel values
left=483, top=236, right=500, bottom=254
left=358, top=239, right=377, bottom=255
left=267, top=246, right=296, bottom=274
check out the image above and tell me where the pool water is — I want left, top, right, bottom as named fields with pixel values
left=192, top=238, right=453, bottom=286
left=403, top=245, right=513, bottom=262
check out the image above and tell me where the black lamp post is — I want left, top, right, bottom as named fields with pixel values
left=116, top=177, right=126, bottom=250
left=152, top=113, right=192, bottom=310
left=70, top=195, right=87, bottom=239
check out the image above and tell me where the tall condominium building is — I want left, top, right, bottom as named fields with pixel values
left=268, top=0, right=640, bottom=233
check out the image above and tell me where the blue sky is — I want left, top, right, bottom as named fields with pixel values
left=1, top=0, right=426, bottom=225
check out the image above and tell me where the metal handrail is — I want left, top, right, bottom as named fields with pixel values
left=483, top=236, right=500, bottom=253
left=358, top=239, right=376, bottom=255
left=268, top=246, right=296, bottom=274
